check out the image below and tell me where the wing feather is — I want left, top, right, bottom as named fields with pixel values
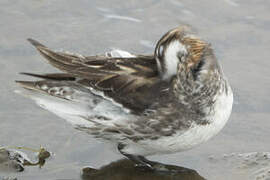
left=25, top=39, right=163, bottom=113
left=20, top=72, right=76, bottom=81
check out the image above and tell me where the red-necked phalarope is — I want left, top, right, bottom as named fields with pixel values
left=16, top=26, right=233, bottom=170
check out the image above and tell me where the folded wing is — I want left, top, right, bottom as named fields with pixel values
left=21, top=39, right=163, bottom=113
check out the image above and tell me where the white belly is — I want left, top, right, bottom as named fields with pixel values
left=124, top=86, right=234, bottom=156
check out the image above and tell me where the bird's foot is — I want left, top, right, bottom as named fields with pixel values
left=134, top=162, right=154, bottom=171
left=118, top=143, right=158, bottom=171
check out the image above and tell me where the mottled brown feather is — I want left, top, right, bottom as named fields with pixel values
left=182, top=37, right=208, bottom=68
left=154, top=26, right=208, bottom=72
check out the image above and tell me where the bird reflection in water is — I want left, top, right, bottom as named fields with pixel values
left=81, top=159, right=205, bottom=180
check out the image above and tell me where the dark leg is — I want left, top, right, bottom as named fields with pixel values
left=117, top=143, right=154, bottom=171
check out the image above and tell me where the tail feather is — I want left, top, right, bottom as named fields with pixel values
left=15, top=80, right=132, bottom=129
left=15, top=39, right=141, bottom=140
left=16, top=80, right=90, bottom=100
left=27, top=38, right=46, bottom=48
left=27, top=38, right=84, bottom=73
left=20, top=72, right=76, bottom=81
left=15, top=80, right=37, bottom=91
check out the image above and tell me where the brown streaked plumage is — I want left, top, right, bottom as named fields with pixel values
left=16, top=26, right=233, bottom=170
left=182, top=37, right=208, bottom=68
left=155, top=26, right=209, bottom=78
left=23, top=38, right=166, bottom=113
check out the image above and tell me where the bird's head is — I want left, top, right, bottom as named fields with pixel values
left=154, top=26, right=220, bottom=82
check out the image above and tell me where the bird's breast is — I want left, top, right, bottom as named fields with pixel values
left=128, top=84, right=233, bottom=155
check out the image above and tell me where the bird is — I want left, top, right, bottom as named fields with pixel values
left=16, top=26, right=233, bottom=170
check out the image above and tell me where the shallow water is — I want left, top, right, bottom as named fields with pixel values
left=0, top=0, right=270, bottom=179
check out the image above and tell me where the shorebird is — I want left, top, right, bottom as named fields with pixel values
left=16, top=26, right=233, bottom=170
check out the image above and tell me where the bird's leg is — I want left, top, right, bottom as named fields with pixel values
left=117, top=143, right=154, bottom=171
left=136, top=155, right=159, bottom=166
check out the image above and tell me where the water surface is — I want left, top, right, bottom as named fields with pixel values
left=0, top=0, right=270, bottom=179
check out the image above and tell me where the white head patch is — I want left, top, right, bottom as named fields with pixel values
left=162, top=40, right=187, bottom=80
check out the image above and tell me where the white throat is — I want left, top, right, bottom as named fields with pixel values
left=162, top=40, right=187, bottom=80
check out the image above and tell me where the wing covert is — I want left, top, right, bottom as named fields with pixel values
left=26, top=39, right=166, bottom=113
